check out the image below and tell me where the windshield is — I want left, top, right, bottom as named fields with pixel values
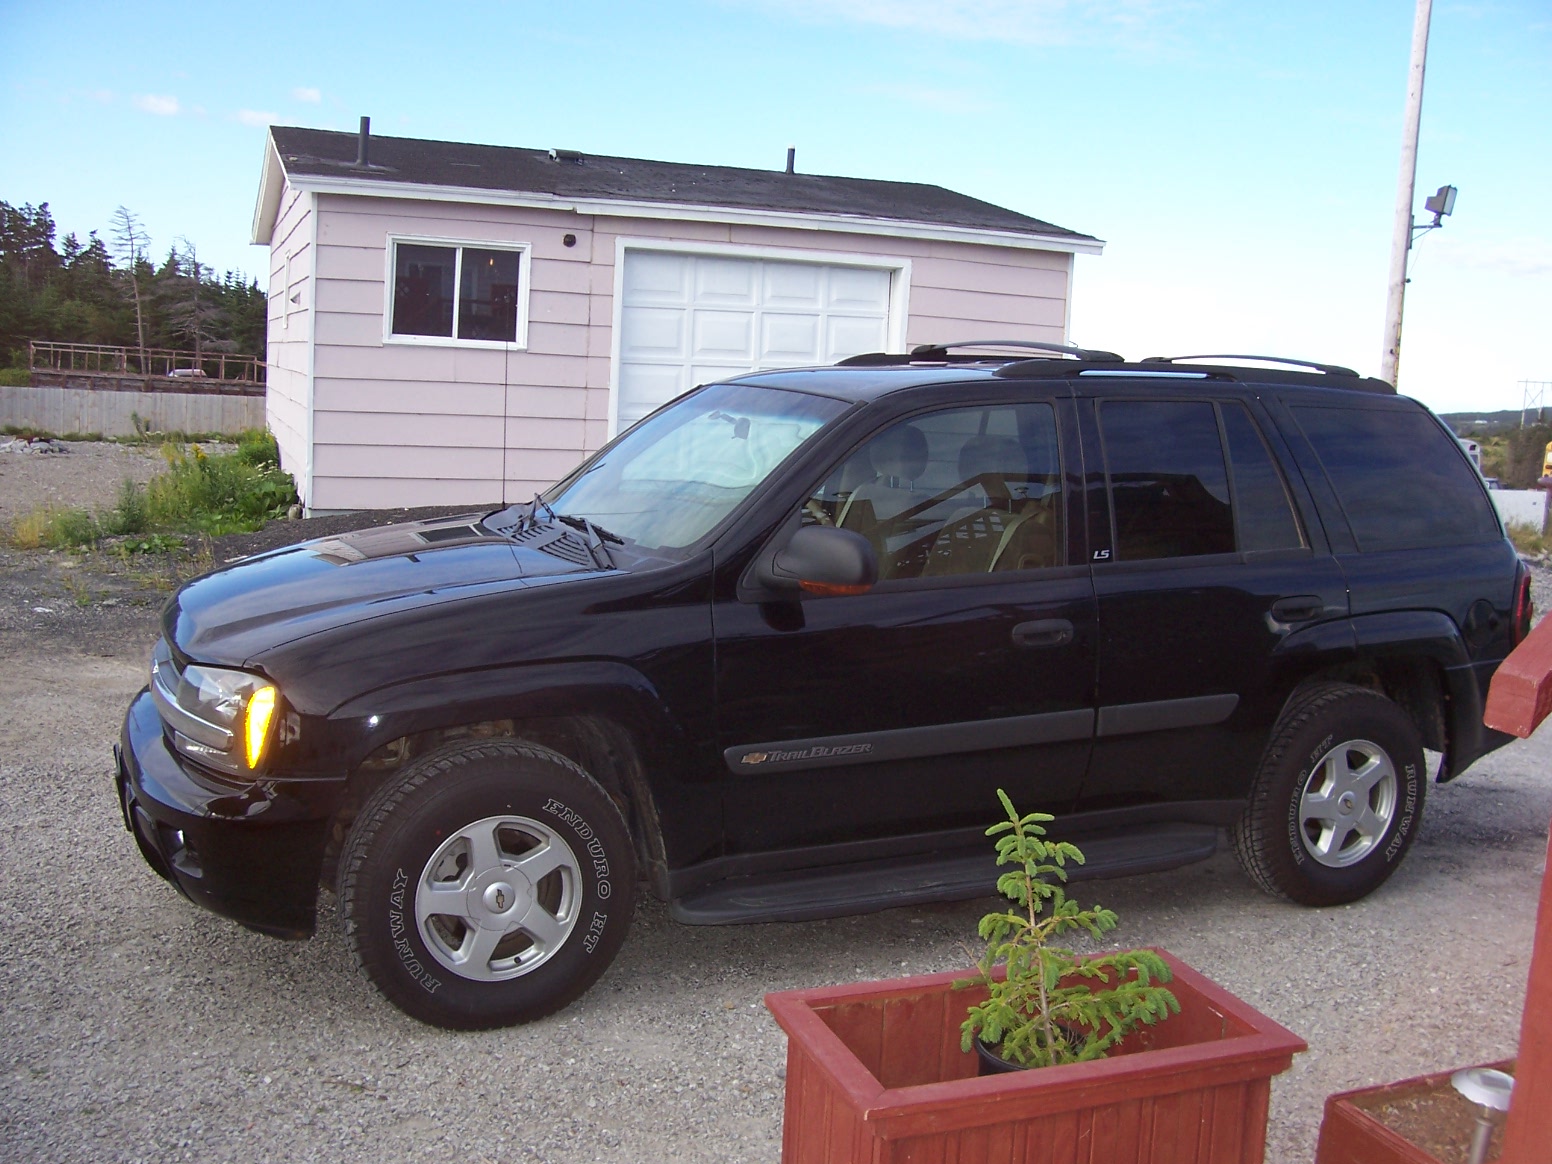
left=540, top=382, right=847, bottom=555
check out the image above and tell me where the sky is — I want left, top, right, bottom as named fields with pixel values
left=1, top=0, right=1547, bottom=416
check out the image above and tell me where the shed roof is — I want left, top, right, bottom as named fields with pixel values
left=254, top=126, right=1101, bottom=253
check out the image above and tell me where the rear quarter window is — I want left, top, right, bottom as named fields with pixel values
left=1291, top=404, right=1500, bottom=551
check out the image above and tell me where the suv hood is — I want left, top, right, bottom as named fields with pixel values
left=165, top=516, right=599, bottom=665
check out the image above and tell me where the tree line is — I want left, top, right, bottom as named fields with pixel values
left=0, top=200, right=265, bottom=371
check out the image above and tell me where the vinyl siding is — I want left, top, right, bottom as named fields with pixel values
left=265, top=183, right=313, bottom=500
left=280, top=193, right=1077, bottom=511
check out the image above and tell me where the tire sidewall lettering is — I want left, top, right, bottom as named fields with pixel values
left=389, top=867, right=442, bottom=994
left=541, top=796, right=614, bottom=926
left=1384, top=761, right=1421, bottom=863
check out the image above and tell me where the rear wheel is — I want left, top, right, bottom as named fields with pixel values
left=339, top=739, right=635, bottom=1029
left=1232, top=682, right=1426, bottom=906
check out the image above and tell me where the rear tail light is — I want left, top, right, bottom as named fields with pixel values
left=1512, top=563, right=1534, bottom=645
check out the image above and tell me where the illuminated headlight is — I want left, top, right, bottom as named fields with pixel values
left=149, top=640, right=280, bottom=776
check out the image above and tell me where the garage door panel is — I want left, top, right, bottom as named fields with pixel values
left=623, top=252, right=690, bottom=302
left=692, top=310, right=756, bottom=361
left=763, top=262, right=824, bottom=308
left=760, top=314, right=823, bottom=364
left=620, top=306, right=688, bottom=360
left=694, top=258, right=758, bottom=305
left=825, top=315, right=889, bottom=361
left=828, top=266, right=892, bottom=311
left=618, top=364, right=686, bottom=428
left=691, top=362, right=757, bottom=386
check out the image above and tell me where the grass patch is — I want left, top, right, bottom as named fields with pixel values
left=0, top=367, right=30, bottom=387
left=5, top=428, right=297, bottom=550
left=1507, top=520, right=1548, bottom=556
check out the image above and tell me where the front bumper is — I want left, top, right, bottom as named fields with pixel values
left=116, top=688, right=344, bottom=938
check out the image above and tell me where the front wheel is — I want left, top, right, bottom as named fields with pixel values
left=1232, top=682, right=1426, bottom=906
left=339, top=740, right=635, bottom=1029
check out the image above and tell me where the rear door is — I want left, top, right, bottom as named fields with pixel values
left=1077, top=389, right=1348, bottom=811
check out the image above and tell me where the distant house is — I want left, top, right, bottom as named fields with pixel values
left=251, top=124, right=1102, bottom=512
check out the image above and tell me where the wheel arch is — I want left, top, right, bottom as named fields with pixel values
left=1267, top=609, right=1487, bottom=777
left=319, top=661, right=686, bottom=899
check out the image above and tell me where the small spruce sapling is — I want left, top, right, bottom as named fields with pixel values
left=960, top=790, right=1180, bottom=1068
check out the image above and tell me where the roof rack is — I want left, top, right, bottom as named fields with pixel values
left=836, top=339, right=1124, bottom=367
left=1140, top=354, right=1359, bottom=377
left=913, top=339, right=1125, bottom=363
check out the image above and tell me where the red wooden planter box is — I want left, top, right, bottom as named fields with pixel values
left=764, top=949, right=1305, bottom=1164
left=1315, top=1060, right=1515, bottom=1164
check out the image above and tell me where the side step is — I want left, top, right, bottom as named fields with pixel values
left=669, top=824, right=1220, bottom=925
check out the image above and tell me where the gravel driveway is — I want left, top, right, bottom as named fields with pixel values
left=2, top=448, right=1550, bottom=1164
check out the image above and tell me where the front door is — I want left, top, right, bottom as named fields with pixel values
left=714, top=397, right=1098, bottom=854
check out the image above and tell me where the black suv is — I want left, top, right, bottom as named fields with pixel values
left=115, top=342, right=1530, bottom=1030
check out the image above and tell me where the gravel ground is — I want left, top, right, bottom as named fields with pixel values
left=0, top=440, right=171, bottom=525
left=2, top=447, right=1551, bottom=1164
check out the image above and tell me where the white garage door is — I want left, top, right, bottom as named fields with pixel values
left=614, top=250, right=894, bottom=432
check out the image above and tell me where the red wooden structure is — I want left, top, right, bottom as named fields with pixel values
left=765, top=950, right=1304, bottom=1164
left=1484, top=612, right=1552, bottom=1163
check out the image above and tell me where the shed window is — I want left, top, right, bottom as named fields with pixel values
left=389, top=240, right=529, bottom=346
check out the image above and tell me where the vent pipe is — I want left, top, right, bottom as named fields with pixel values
left=785, top=146, right=795, bottom=174
left=355, top=116, right=370, bottom=167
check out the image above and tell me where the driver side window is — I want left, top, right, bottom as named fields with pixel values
left=805, top=402, right=1064, bottom=580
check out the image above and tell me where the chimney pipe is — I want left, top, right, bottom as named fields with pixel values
left=786, top=146, right=795, bottom=175
left=356, top=116, right=370, bottom=167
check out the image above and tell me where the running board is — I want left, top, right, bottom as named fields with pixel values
left=669, top=824, right=1220, bottom=925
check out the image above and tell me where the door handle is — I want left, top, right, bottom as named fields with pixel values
left=1012, top=619, right=1074, bottom=649
left=1270, top=596, right=1323, bottom=623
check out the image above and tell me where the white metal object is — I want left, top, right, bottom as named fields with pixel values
left=1380, top=0, right=1434, bottom=388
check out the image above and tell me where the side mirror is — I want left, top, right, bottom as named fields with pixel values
left=764, top=526, right=877, bottom=597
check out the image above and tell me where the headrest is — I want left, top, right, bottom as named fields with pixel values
left=958, top=435, right=1025, bottom=492
left=869, top=424, right=929, bottom=482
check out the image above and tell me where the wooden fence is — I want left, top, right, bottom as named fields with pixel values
left=29, top=340, right=266, bottom=384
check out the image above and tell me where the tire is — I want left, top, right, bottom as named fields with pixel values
left=1232, top=682, right=1426, bottom=906
left=339, top=739, right=635, bottom=1030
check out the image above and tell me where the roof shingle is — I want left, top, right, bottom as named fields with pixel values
left=268, top=126, right=1094, bottom=242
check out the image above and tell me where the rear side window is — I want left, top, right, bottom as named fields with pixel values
left=1100, top=401, right=1234, bottom=560
left=1292, top=405, right=1499, bottom=552
left=1222, top=403, right=1305, bottom=552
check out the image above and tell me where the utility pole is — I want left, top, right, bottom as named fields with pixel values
left=1381, top=0, right=1434, bottom=388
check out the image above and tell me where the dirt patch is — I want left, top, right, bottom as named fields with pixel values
left=0, top=440, right=172, bottom=524
left=1355, top=1065, right=1512, bottom=1163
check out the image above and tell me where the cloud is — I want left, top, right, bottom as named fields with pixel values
left=133, top=94, right=180, bottom=116
left=292, top=86, right=322, bottom=103
left=1434, top=236, right=1552, bottom=278
left=855, top=82, right=996, bottom=115
left=235, top=109, right=278, bottom=127
left=726, top=0, right=1190, bottom=46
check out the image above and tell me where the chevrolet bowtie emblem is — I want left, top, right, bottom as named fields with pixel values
left=741, top=752, right=768, bottom=765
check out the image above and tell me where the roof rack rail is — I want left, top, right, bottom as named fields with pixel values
left=1140, top=354, right=1359, bottom=377
left=835, top=339, right=1124, bottom=367
left=912, top=339, right=1125, bottom=363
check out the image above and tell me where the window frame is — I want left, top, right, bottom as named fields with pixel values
left=383, top=235, right=533, bottom=350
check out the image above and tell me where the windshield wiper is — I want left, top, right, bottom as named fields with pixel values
left=556, top=514, right=619, bottom=569
left=483, top=493, right=557, bottom=538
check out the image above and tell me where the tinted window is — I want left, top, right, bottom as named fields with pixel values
left=1223, top=403, right=1305, bottom=552
left=807, top=402, right=1063, bottom=579
left=1101, top=401, right=1233, bottom=561
left=1292, top=405, right=1500, bottom=551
